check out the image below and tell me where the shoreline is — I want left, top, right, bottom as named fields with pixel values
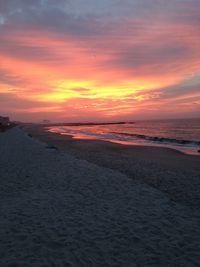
left=47, top=125, right=200, bottom=156
left=25, top=125, right=200, bottom=208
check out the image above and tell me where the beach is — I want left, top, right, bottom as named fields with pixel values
left=28, top=125, right=200, bottom=208
left=0, top=126, right=200, bottom=266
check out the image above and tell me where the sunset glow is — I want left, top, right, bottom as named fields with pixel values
left=0, top=0, right=200, bottom=122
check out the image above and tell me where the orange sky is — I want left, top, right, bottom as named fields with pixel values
left=0, top=0, right=200, bottom=122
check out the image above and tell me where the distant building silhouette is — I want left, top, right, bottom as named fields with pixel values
left=0, top=116, right=10, bottom=126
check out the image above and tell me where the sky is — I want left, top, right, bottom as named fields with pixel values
left=0, top=0, right=200, bottom=122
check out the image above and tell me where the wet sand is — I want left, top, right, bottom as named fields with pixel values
left=27, top=125, right=200, bottom=208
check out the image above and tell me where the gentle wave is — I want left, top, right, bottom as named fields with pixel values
left=111, top=132, right=200, bottom=147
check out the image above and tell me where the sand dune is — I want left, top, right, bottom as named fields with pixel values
left=0, top=127, right=199, bottom=266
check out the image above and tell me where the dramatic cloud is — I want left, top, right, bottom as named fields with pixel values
left=0, top=0, right=200, bottom=121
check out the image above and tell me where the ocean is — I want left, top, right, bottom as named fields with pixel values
left=48, top=118, right=200, bottom=155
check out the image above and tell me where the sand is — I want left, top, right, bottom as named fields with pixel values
left=0, top=127, right=200, bottom=266
left=27, top=125, right=200, bottom=208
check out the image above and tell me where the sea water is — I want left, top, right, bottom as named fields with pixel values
left=48, top=118, right=200, bottom=155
